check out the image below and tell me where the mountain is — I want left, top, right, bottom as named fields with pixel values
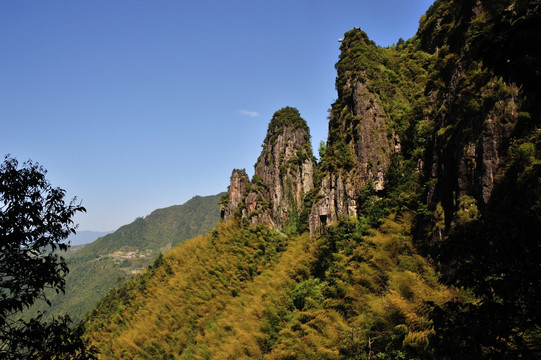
left=26, top=193, right=224, bottom=323
left=83, top=1, right=540, bottom=358
left=66, top=230, right=113, bottom=246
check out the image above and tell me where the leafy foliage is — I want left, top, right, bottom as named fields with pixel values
left=0, top=155, right=95, bottom=359
left=429, top=139, right=541, bottom=358
left=84, top=220, right=289, bottom=358
left=411, top=1, right=541, bottom=357
left=264, top=107, right=310, bottom=146
left=270, top=214, right=451, bottom=360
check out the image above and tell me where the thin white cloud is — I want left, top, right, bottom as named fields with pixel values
left=239, top=109, right=259, bottom=118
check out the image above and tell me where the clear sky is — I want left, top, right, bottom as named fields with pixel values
left=1, top=0, right=434, bottom=231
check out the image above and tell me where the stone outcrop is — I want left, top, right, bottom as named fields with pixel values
left=221, top=169, right=250, bottom=219
left=222, top=107, right=314, bottom=231
left=351, top=82, right=396, bottom=191
left=309, top=29, right=396, bottom=233
left=310, top=174, right=358, bottom=231
left=223, top=12, right=528, bottom=238
left=426, top=80, right=519, bottom=229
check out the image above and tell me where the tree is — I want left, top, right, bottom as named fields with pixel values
left=0, top=155, right=95, bottom=359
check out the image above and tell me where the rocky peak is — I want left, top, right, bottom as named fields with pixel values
left=222, top=107, right=314, bottom=231
left=309, top=29, right=397, bottom=233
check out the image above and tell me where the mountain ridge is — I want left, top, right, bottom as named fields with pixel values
left=25, top=193, right=224, bottom=323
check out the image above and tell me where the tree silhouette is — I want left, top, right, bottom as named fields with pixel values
left=0, top=155, right=95, bottom=359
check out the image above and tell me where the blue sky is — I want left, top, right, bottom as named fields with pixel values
left=1, top=0, right=434, bottom=232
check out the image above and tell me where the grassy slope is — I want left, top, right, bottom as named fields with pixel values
left=84, top=215, right=451, bottom=359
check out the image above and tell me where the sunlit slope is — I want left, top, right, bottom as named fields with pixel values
left=84, top=214, right=451, bottom=359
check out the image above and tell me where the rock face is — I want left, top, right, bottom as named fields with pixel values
left=222, top=107, right=314, bottom=231
left=351, top=82, right=396, bottom=191
left=427, top=83, right=519, bottom=231
left=221, top=169, right=250, bottom=219
left=309, top=29, right=396, bottom=233
left=418, top=2, right=522, bottom=230
left=310, top=174, right=358, bottom=232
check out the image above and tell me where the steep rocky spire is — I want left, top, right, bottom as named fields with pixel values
left=309, top=28, right=397, bottom=233
left=222, top=107, right=314, bottom=231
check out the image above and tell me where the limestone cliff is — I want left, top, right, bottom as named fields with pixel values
left=222, top=107, right=314, bottom=232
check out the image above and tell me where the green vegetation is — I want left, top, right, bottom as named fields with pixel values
left=413, top=1, right=541, bottom=357
left=266, top=107, right=310, bottom=138
left=263, top=107, right=311, bottom=150
left=0, top=156, right=95, bottom=359
left=23, top=193, right=224, bottom=324
left=3, top=1, right=539, bottom=358
left=269, top=214, right=451, bottom=360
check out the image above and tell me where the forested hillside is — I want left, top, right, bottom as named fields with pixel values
left=25, top=194, right=223, bottom=323
left=83, top=0, right=540, bottom=358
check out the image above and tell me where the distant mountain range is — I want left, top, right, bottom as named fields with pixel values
left=66, top=230, right=113, bottom=246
